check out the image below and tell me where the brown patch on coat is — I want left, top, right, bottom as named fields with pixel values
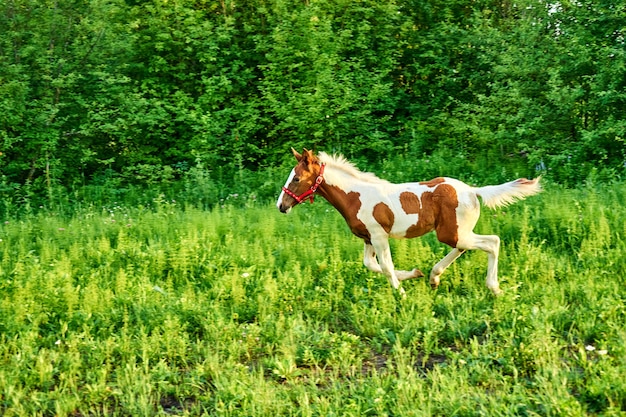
left=404, top=191, right=436, bottom=239
left=432, top=184, right=460, bottom=247
left=404, top=184, right=459, bottom=247
left=317, top=184, right=372, bottom=244
left=373, top=203, right=394, bottom=234
left=419, top=177, right=446, bottom=188
left=400, top=192, right=420, bottom=214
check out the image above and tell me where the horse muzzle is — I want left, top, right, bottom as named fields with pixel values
left=278, top=203, right=292, bottom=214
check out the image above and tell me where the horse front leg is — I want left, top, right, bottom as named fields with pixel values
left=429, top=248, right=465, bottom=289
left=363, top=243, right=383, bottom=274
left=366, top=239, right=407, bottom=296
left=363, top=244, right=424, bottom=282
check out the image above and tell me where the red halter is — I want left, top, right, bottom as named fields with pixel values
left=282, top=163, right=326, bottom=204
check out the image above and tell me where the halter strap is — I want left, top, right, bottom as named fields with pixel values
left=282, top=163, right=325, bottom=204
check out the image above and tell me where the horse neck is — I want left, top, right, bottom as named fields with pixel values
left=316, top=168, right=370, bottom=218
left=316, top=182, right=344, bottom=209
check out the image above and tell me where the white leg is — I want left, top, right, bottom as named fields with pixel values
left=370, top=240, right=406, bottom=296
left=398, top=269, right=425, bottom=281
left=457, top=234, right=502, bottom=295
left=363, top=243, right=383, bottom=274
left=363, top=244, right=424, bottom=282
left=429, top=248, right=465, bottom=289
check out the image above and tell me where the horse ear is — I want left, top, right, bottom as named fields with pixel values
left=302, top=148, right=316, bottom=165
left=291, top=147, right=303, bottom=161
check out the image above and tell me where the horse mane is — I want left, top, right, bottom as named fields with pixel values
left=318, top=152, right=391, bottom=186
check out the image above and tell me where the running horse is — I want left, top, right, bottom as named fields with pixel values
left=277, top=148, right=542, bottom=296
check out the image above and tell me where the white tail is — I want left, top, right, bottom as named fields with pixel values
left=475, top=177, right=542, bottom=209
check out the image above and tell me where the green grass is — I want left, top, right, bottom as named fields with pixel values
left=1, top=182, right=625, bottom=416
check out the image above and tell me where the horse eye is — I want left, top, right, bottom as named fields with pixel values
left=293, top=177, right=300, bottom=183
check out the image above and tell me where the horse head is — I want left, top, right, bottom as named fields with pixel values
left=277, top=148, right=325, bottom=213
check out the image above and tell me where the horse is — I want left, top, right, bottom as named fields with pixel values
left=277, top=148, right=542, bottom=296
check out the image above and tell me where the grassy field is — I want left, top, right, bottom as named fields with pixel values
left=1, top=181, right=625, bottom=416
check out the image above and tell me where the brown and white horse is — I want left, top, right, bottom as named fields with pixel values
left=277, top=148, right=541, bottom=296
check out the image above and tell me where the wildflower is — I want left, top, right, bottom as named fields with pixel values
left=585, top=345, right=596, bottom=352
left=241, top=272, right=251, bottom=278
left=598, top=349, right=608, bottom=355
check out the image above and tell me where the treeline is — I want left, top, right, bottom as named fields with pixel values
left=1, top=0, right=624, bottom=203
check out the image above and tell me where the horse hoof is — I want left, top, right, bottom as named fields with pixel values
left=413, top=268, right=425, bottom=278
left=490, top=287, right=503, bottom=296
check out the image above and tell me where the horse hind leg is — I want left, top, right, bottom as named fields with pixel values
left=363, top=244, right=424, bottom=282
left=456, top=233, right=502, bottom=295
left=430, top=195, right=502, bottom=295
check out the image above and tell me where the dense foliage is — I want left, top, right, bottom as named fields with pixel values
left=1, top=0, right=625, bottom=205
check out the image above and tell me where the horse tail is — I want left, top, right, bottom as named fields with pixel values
left=474, top=177, right=542, bottom=209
